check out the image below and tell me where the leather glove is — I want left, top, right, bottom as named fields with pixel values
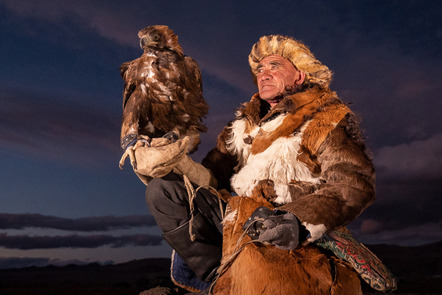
left=132, top=136, right=190, bottom=185
left=173, top=154, right=217, bottom=188
left=242, top=206, right=306, bottom=250
left=132, top=136, right=216, bottom=188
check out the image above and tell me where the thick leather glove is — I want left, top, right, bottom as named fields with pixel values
left=132, top=136, right=216, bottom=188
left=242, top=206, right=306, bottom=250
left=173, top=154, right=216, bottom=188
left=134, top=136, right=189, bottom=178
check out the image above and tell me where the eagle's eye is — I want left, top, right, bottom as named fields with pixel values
left=152, top=34, right=161, bottom=42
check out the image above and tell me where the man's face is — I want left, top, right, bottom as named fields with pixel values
left=256, top=55, right=304, bottom=107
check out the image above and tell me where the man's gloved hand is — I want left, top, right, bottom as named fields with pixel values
left=242, top=206, right=306, bottom=250
left=173, top=154, right=216, bottom=188
left=133, top=136, right=190, bottom=184
left=132, top=136, right=216, bottom=188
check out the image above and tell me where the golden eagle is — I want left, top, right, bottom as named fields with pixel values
left=119, top=25, right=208, bottom=169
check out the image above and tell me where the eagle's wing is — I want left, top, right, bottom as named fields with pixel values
left=183, top=55, right=203, bottom=95
left=120, top=56, right=157, bottom=150
left=182, top=56, right=208, bottom=132
left=120, top=59, right=139, bottom=110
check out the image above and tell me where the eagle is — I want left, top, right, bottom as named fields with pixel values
left=119, top=25, right=209, bottom=169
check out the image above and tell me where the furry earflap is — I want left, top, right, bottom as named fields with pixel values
left=249, top=35, right=333, bottom=88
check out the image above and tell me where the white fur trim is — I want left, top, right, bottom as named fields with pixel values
left=225, top=115, right=288, bottom=170
left=230, top=119, right=320, bottom=203
left=303, top=222, right=327, bottom=242
left=273, top=183, right=292, bottom=204
left=225, top=119, right=253, bottom=164
left=260, top=114, right=287, bottom=132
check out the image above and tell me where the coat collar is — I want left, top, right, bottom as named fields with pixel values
left=239, top=86, right=329, bottom=125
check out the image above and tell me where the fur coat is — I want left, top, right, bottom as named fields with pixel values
left=203, top=85, right=375, bottom=242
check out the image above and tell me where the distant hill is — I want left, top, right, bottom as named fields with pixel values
left=0, top=258, right=174, bottom=295
left=0, top=242, right=441, bottom=294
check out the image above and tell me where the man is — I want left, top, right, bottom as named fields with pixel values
left=145, top=35, right=375, bottom=291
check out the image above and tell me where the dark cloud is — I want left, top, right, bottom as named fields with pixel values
left=349, top=178, right=442, bottom=246
left=0, top=232, right=162, bottom=249
left=349, top=220, right=442, bottom=246
left=0, top=0, right=137, bottom=45
left=374, top=133, right=442, bottom=181
left=348, top=177, right=442, bottom=240
left=0, top=257, right=110, bottom=269
left=326, top=34, right=442, bottom=149
left=0, top=85, right=121, bottom=166
left=373, top=178, right=442, bottom=225
left=0, top=214, right=156, bottom=231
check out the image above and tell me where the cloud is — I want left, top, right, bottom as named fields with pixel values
left=0, top=232, right=163, bottom=249
left=359, top=219, right=383, bottom=235
left=0, top=0, right=139, bottom=46
left=349, top=221, right=442, bottom=246
left=374, top=133, right=442, bottom=180
left=0, top=257, right=112, bottom=269
left=0, top=213, right=156, bottom=231
left=0, top=86, right=121, bottom=166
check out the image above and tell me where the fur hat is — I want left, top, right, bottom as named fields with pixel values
left=249, top=35, right=333, bottom=88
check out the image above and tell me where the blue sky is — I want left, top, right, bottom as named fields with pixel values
left=0, top=0, right=441, bottom=268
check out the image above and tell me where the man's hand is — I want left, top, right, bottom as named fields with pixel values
left=130, top=136, right=216, bottom=188
left=242, top=206, right=307, bottom=250
left=133, top=136, right=190, bottom=179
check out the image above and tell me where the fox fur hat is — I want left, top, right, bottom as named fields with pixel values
left=249, top=35, right=333, bottom=88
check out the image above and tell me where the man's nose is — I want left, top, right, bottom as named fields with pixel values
left=259, top=70, right=272, bottom=80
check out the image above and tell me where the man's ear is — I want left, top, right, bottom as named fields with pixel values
left=296, top=71, right=306, bottom=86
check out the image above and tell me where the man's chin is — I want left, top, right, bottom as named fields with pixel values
left=259, top=90, right=278, bottom=100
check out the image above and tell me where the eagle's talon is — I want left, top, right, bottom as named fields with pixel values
left=127, top=146, right=137, bottom=170
left=119, top=146, right=137, bottom=170
left=138, top=138, right=151, bottom=147
left=119, top=152, right=128, bottom=170
left=119, top=159, right=125, bottom=170
left=163, top=131, right=179, bottom=143
left=137, top=135, right=152, bottom=147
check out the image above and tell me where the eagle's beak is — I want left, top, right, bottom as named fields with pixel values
left=140, top=37, right=150, bottom=49
left=140, top=37, right=149, bottom=49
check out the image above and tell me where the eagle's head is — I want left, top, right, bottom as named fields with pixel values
left=138, top=25, right=183, bottom=55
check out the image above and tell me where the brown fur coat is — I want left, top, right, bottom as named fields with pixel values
left=203, top=86, right=375, bottom=242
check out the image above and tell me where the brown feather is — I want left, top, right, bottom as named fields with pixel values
left=120, top=25, right=208, bottom=152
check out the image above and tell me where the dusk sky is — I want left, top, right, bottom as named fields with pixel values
left=1, top=0, right=441, bottom=269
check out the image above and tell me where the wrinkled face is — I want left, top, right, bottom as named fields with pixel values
left=256, top=55, right=304, bottom=107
